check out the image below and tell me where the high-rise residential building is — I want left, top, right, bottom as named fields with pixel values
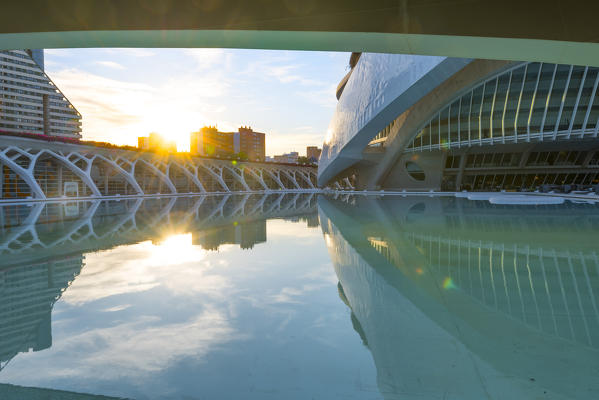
left=0, top=49, right=81, bottom=138
left=236, top=126, right=265, bottom=161
left=190, top=126, right=234, bottom=158
left=306, top=146, right=321, bottom=161
left=190, top=126, right=266, bottom=161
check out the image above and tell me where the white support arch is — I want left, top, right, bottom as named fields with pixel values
left=243, top=167, right=269, bottom=191
left=262, top=168, right=286, bottom=190
left=0, top=147, right=45, bottom=199
left=133, top=158, right=177, bottom=194
left=175, top=161, right=206, bottom=193
left=33, top=149, right=102, bottom=197
left=280, top=169, right=301, bottom=189
left=222, top=165, right=251, bottom=191
left=92, top=154, right=144, bottom=195
left=0, top=137, right=320, bottom=201
left=197, top=163, right=230, bottom=192
left=295, top=170, right=315, bottom=189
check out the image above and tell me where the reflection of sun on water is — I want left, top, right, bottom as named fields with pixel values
left=149, top=233, right=206, bottom=266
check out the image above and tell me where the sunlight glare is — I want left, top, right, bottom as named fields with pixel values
left=149, top=233, right=206, bottom=265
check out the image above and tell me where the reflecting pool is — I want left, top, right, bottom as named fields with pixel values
left=0, top=193, right=598, bottom=399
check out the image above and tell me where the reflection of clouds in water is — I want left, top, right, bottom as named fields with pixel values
left=270, top=282, right=332, bottom=304
left=0, top=217, right=350, bottom=399
left=0, top=234, right=244, bottom=387
left=4, top=308, right=241, bottom=381
left=62, top=234, right=231, bottom=305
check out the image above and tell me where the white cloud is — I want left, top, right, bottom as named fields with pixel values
left=44, top=48, right=345, bottom=154
left=49, top=66, right=230, bottom=150
left=95, top=60, right=125, bottom=70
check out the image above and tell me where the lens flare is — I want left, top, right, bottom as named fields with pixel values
left=442, top=277, right=456, bottom=290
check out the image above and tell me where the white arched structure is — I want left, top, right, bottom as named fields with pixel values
left=0, top=136, right=318, bottom=201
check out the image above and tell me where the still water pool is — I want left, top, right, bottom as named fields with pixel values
left=0, top=193, right=598, bottom=399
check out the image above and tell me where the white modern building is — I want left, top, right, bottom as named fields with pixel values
left=0, top=49, right=81, bottom=139
left=320, top=53, right=599, bottom=192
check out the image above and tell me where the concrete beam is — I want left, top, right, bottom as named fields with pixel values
left=1, top=1, right=599, bottom=66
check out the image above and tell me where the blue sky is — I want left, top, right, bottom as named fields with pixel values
left=44, top=48, right=349, bottom=156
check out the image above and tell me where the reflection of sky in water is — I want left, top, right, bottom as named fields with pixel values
left=2, top=194, right=599, bottom=399
left=0, top=219, right=380, bottom=399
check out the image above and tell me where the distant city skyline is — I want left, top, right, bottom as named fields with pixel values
left=44, top=48, right=348, bottom=156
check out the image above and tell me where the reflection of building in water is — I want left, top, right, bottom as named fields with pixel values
left=319, top=195, right=599, bottom=400
left=304, top=214, right=320, bottom=228
left=192, top=220, right=266, bottom=251
left=0, top=382, right=123, bottom=399
left=0, top=193, right=317, bottom=395
left=284, top=214, right=320, bottom=228
left=0, top=194, right=317, bottom=265
left=0, top=255, right=84, bottom=370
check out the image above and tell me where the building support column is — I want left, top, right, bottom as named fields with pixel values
left=455, top=151, right=468, bottom=190
left=58, top=165, right=63, bottom=196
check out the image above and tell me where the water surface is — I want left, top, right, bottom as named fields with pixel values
left=0, top=193, right=598, bottom=399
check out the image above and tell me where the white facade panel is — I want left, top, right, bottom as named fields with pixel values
left=318, top=53, right=472, bottom=186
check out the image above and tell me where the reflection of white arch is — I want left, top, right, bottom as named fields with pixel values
left=43, top=201, right=101, bottom=247
left=0, top=193, right=319, bottom=255
left=202, top=194, right=231, bottom=222
left=96, top=198, right=143, bottom=238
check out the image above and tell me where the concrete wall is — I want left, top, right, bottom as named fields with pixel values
left=381, top=152, right=445, bottom=191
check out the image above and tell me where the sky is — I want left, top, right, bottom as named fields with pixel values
left=44, top=48, right=349, bottom=156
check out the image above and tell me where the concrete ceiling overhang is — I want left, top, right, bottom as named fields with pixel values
left=1, top=0, right=599, bottom=66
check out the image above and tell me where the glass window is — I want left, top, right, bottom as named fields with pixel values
left=405, top=161, right=425, bottom=181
